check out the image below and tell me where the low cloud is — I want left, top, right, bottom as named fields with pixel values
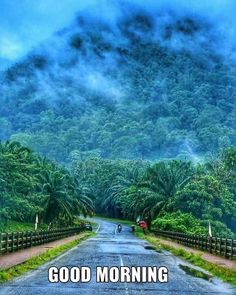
left=0, top=0, right=99, bottom=61
left=1, top=0, right=236, bottom=62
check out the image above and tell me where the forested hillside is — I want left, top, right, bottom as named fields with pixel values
left=1, top=2, right=236, bottom=162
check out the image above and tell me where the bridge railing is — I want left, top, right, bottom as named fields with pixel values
left=152, top=229, right=236, bottom=259
left=0, top=223, right=92, bottom=256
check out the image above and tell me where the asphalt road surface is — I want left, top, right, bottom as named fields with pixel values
left=0, top=219, right=235, bottom=295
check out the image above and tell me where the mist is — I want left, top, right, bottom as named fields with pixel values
left=0, top=0, right=236, bottom=162
left=0, top=0, right=100, bottom=62
left=1, top=0, right=236, bottom=64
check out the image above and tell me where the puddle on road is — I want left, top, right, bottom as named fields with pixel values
left=144, top=245, right=162, bottom=253
left=179, top=264, right=213, bottom=281
left=144, top=245, right=156, bottom=250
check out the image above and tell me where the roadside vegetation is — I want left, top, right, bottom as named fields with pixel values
left=1, top=0, right=236, bottom=246
left=0, top=221, right=47, bottom=233
left=74, top=147, right=236, bottom=238
left=1, top=141, right=236, bottom=238
left=0, top=141, right=94, bottom=232
left=134, top=227, right=236, bottom=286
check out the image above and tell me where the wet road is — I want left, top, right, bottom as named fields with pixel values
left=0, top=219, right=235, bottom=295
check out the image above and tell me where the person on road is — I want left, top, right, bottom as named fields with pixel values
left=117, top=223, right=122, bottom=233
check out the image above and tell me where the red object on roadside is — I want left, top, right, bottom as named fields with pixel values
left=139, top=221, right=147, bottom=228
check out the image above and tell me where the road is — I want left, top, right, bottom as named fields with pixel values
left=0, top=219, right=235, bottom=295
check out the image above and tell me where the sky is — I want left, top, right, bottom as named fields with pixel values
left=0, top=0, right=99, bottom=62
left=0, top=0, right=235, bottom=65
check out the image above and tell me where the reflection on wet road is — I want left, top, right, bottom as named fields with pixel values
left=0, top=219, right=235, bottom=295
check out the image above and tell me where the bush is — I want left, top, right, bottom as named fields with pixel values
left=152, top=212, right=207, bottom=235
left=152, top=212, right=236, bottom=237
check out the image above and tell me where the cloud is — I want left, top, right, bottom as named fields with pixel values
left=0, top=0, right=236, bottom=63
left=0, top=36, right=24, bottom=60
left=0, top=0, right=99, bottom=61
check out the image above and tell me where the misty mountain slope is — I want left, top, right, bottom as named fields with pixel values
left=1, top=4, right=236, bottom=162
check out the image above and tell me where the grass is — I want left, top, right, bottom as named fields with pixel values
left=178, top=264, right=213, bottom=281
left=135, top=228, right=236, bottom=287
left=0, top=220, right=47, bottom=233
left=0, top=231, right=94, bottom=284
left=0, top=217, right=94, bottom=234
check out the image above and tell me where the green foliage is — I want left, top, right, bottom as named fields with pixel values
left=152, top=212, right=206, bottom=235
left=137, top=160, right=193, bottom=221
left=1, top=13, right=236, bottom=162
left=72, top=150, right=236, bottom=237
left=171, top=175, right=236, bottom=221
left=0, top=220, right=46, bottom=233
left=1, top=10, right=236, bottom=241
left=0, top=141, right=93, bottom=230
left=72, top=155, right=147, bottom=217
left=1, top=140, right=236, bottom=237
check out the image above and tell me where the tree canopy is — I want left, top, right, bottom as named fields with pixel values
left=0, top=141, right=93, bottom=229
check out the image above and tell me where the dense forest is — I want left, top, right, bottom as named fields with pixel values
left=1, top=141, right=236, bottom=237
left=0, top=141, right=93, bottom=231
left=72, top=146, right=236, bottom=237
left=0, top=2, right=236, bottom=237
left=0, top=3, right=236, bottom=162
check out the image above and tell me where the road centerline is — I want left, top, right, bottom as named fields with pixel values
left=119, top=255, right=130, bottom=295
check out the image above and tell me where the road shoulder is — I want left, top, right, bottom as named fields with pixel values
left=0, top=231, right=94, bottom=284
left=135, top=230, right=236, bottom=287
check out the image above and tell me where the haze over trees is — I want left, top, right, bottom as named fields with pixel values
left=0, top=2, right=236, bottom=162
left=0, top=1, right=236, bottom=235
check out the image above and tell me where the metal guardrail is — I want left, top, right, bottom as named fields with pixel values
left=0, top=223, right=92, bottom=256
left=152, top=230, right=236, bottom=259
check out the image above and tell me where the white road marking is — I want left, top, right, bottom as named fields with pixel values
left=95, top=224, right=100, bottom=233
left=119, top=255, right=130, bottom=295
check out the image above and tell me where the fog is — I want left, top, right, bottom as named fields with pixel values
left=1, top=0, right=236, bottom=64
left=0, top=0, right=99, bottom=62
left=0, top=0, right=235, bottom=161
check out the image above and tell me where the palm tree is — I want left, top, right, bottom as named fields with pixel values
left=102, top=163, right=146, bottom=217
left=38, top=169, right=74, bottom=225
left=0, top=141, right=32, bottom=158
left=139, top=160, right=193, bottom=222
left=69, top=177, right=94, bottom=217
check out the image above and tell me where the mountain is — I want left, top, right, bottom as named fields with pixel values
left=1, top=2, right=236, bottom=163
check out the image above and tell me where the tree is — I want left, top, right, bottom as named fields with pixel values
left=139, top=160, right=193, bottom=222
left=39, top=169, right=75, bottom=225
